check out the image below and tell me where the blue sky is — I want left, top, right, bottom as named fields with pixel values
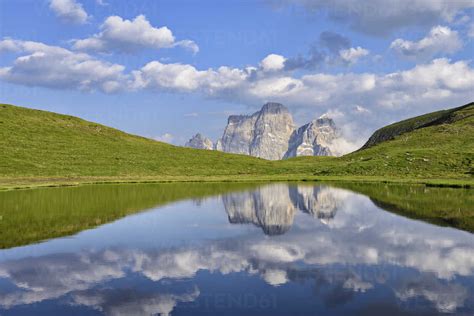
left=1, top=0, right=473, bottom=148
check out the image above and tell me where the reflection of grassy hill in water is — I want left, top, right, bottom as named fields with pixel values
left=2, top=181, right=472, bottom=250
left=338, top=183, right=474, bottom=233
left=0, top=102, right=473, bottom=188
left=0, top=182, right=257, bottom=249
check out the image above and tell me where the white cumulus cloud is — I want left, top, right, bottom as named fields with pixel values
left=72, top=15, right=199, bottom=54
left=390, top=26, right=462, bottom=60
left=0, top=39, right=126, bottom=93
left=339, top=46, right=369, bottom=64
left=260, top=54, right=287, bottom=71
left=1, top=37, right=473, bottom=141
left=49, top=0, right=89, bottom=25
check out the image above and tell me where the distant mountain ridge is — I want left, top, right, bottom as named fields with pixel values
left=184, top=133, right=213, bottom=150
left=185, top=102, right=341, bottom=160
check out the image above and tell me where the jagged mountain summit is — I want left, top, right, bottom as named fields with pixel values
left=185, top=133, right=213, bottom=150
left=220, top=102, right=295, bottom=160
left=285, top=117, right=339, bottom=158
left=186, top=102, right=340, bottom=160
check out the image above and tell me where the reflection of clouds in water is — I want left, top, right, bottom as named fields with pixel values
left=0, top=252, right=125, bottom=308
left=343, top=275, right=373, bottom=292
left=262, top=269, right=288, bottom=286
left=0, top=185, right=473, bottom=314
left=71, top=287, right=200, bottom=316
left=395, top=275, right=468, bottom=313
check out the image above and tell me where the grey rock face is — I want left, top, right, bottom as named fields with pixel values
left=284, top=117, right=339, bottom=158
left=220, top=114, right=258, bottom=155
left=187, top=102, right=341, bottom=160
left=214, top=139, right=223, bottom=151
left=185, top=133, right=214, bottom=150
left=250, top=103, right=295, bottom=160
left=219, top=102, right=295, bottom=160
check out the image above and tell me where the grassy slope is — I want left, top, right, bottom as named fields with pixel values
left=360, top=102, right=472, bottom=149
left=0, top=103, right=473, bottom=188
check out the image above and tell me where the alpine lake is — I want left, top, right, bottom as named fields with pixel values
left=0, top=182, right=473, bottom=315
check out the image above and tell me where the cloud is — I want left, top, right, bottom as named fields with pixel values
left=275, top=0, right=474, bottom=35
left=283, top=31, right=367, bottom=70
left=154, top=133, right=174, bottom=144
left=0, top=39, right=126, bottom=93
left=354, top=105, right=371, bottom=114
left=72, top=15, right=199, bottom=54
left=130, top=61, right=251, bottom=94
left=1, top=37, right=473, bottom=139
left=319, top=31, right=351, bottom=53
left=391, top=26, right=462, bottom=60
left=468, top=23, right=474, bottom=38
left=134, top=57, right=473, bottom=110
left=284, top=47, right=325, bottom=71
left=49, top=0, right=89, bottom=25
left=130, top=57, right=473, bottom=142
left=0, top=38, right=20, bottom=53
left=339, top=47, right=369, bottom=64
left=260, top=54, right=287, bottom=72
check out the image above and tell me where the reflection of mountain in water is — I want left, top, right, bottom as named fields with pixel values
left=289, top=186, right=340, bottom=224
left=223, top=185, right=340, bottom=235
left=223, top=185, right=295, bottom=235
left=1, top=184, right=473, bottom=315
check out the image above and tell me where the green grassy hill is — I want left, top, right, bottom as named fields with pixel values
left=0, top=103, right=275, bottom=179
left=360, top=102, right=473, bottom=150
left=0, top=102, right=473, bottom=188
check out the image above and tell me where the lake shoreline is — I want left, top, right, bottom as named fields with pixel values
left=0, top=175, right=472, bottom=191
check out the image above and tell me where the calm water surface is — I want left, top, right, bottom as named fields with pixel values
left=0, top=183, right=473, bottom=315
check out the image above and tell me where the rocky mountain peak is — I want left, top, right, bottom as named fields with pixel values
left=260, top=102, right=288, bottom=114
left=314, top=116, right=336, bottom=128
left=185, top=102, right=342, bottom=160
left=284, top=116, right=339, bottom=158
left=227, top=114, right=249, bottom=124
left=185, top=133, right=213, bottom=150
